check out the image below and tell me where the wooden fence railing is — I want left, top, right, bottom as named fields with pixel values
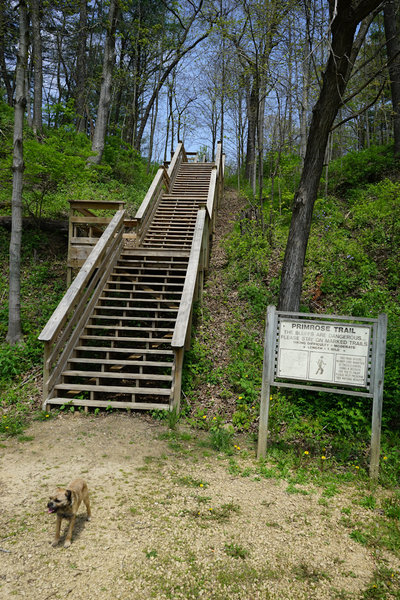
left=170, top=141, right=224, bottom=411
left=67, top=199, right=125, bottom=284
left=38, top=210, right=126, bottom=407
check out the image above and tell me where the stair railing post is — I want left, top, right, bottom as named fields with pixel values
left=42, top=340, right=51, bottom=410
left=172, top=347, right=184, bottom=413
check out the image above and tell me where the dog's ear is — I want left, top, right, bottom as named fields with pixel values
left=66, top=489, right=72, bottom=502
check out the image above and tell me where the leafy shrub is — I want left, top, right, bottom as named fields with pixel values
left=328, top=145, right=395, bottom=192
left=209, top=424, right=233, bottom=452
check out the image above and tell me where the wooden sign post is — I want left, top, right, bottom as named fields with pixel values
left=257, top=306, right=387, bottom=479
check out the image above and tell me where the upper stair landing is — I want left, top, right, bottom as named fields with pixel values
left=38, top=142, right=224, bottom=413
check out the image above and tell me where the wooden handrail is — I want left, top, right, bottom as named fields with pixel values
left=215, top=141, right=222, bottom=175
left=171, top=208, right=206, bottom=349
left=39, top=209, right=125, bottom=343
left=206, top=166, right=218, bottom=219
left=167, top=142, right=187, bottom=187
left=40, top=209, right=126, bottom=405
left=135, top=166, right=167, bottom=221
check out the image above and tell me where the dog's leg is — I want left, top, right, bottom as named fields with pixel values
left=52, top=516, right=62, bottom=547
left=64, top=515, right=76, bottom=548
left=83, top=492, right=91, bottom=521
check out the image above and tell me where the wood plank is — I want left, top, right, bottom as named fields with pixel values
left=74, top=345, right=174, bottom=355
left=54, top=383, right=171, bottom=394
left=62, top=370, right=172, bottom=381
left=68, top=358, right=173, bottom=367
left=85, top=325, right=174, bottom=333
left=46, top=398, right=170, bottom=410
left=69, top=200, right=125, bottom=210
left=121, top=248, right=190, bottom=258
left=70, top=237, right=100, bottom=245
left=172, top=208, right=206, bottom=349
left=80, top=334, right=173, bottom=343
left=71, top=217, right=114, bottom=225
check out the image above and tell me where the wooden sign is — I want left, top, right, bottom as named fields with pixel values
left=257, top=307, right=387, bottom=479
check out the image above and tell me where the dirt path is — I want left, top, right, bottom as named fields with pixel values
left=0, top=414, right=387, bottom=600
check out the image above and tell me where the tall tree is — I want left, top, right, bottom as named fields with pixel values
left=278, top=0, right=385, bottom=313
left=88, top=0, right=120, bottom=164
left=31, top=0, right=43, bottom=135
left=0, top=0, right=14, bottom=105
left=383, top=0, right=400, bottom=155
left=75, top=0, right=88, bottom=133
left=7, top=0, right=29, bottom=345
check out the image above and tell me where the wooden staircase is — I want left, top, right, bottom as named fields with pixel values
left=39, top=143, right=224, bottom=412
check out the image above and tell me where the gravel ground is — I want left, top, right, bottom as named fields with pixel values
left=0, top=414, right=396, bottom=600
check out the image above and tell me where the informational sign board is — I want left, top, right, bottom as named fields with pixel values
left=277, top=320, right=370, bottom=386
left=257, top=307, right=387, bottom=480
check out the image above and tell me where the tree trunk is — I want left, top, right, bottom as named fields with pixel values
left=7, top=0, right=29, bottom=345
left=75, top=0, right=88, bottom=133
left=384, top=0, right=400, bottom=156
left=31, top=0, right=43, bottom=135
left=0, top=0, right=13, bottom=105
left=299, top=40, right=310, bottom=164
left=245, top=81, right=257, bottom=189
left=88, top=0, right=119, bottom=165
left=278, top=1, right=383, bottom=313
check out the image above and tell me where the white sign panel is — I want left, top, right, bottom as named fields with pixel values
left=277, top=320, right=371, bottom=386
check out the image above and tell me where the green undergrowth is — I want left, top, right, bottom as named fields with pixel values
left=0, top=99, right=153, bottom=219
left=184, top=144, right=400, bottom=491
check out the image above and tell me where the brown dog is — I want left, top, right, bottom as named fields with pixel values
left=47, top=478, right=91, bottom=548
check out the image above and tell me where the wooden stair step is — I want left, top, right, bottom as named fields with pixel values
left=92, top=306, right=178, bottom=314
left=96, top=298, right=179, bottom=306
left=105, top=282, right=184, bottom=289
left=120, top=248, right=190, bottom=257
left=46, top=398, right=170, bottom=410
left=80, top=334, right=173, bottom=343
left=90, top=315, right=176, bottom=323
left=63, top=370, right=172, bottom=381
left=54, top=383, right=171, bottom=395
left=85, top=325, right=174, bottom=333
left=68, top=358, right=173, bottom=367
left=74, top=345, right=174, bottom=355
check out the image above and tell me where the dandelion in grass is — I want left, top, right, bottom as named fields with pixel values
left=383, top=456, right=388, bottom=460
left=304, top=451, right=309, bottom=455
left=321, top=456, right=326, bottom=460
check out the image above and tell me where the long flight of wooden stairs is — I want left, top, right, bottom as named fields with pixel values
left=39, top=143, right=224, bottom=413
